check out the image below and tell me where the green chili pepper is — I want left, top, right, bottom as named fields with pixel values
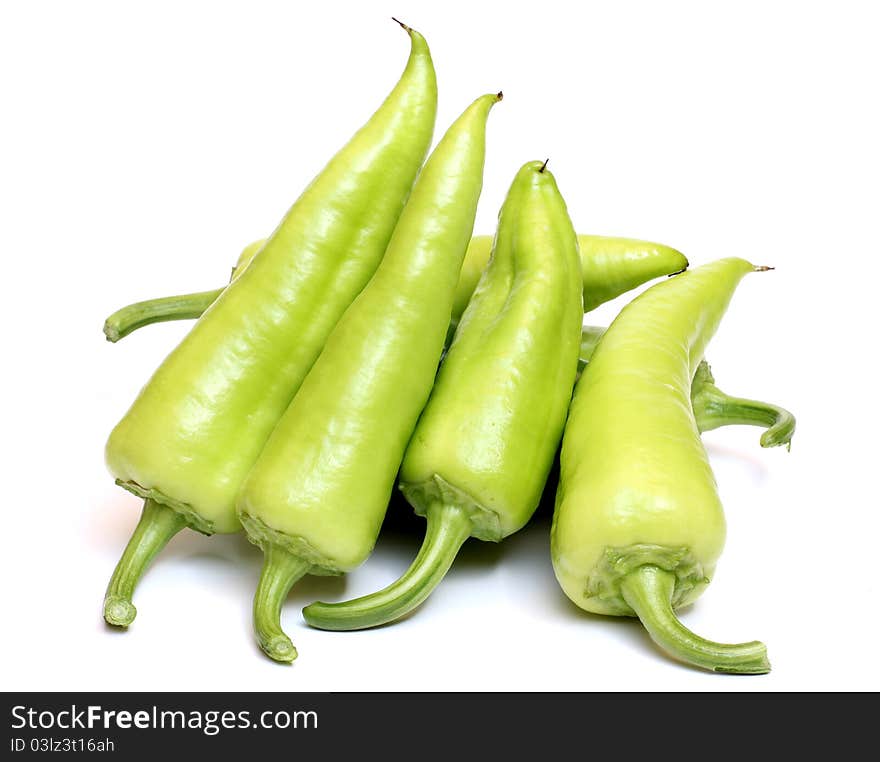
left=101, top=21, right=437, bottom=628
left=302, top=159, right=584, bottom=632
left=102, top=233, right=687, bottom=342
left=552, top=258, right=772, bottom=674
left=237, top=92, right=501, bottom=663
left=578, top=326, right=795, bottom=449
left=453, top=232, right=688, bottom=318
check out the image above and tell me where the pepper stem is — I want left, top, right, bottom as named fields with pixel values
left=253, top=544, right=310, bottom=663
left=303, top=502, right=473, bottom=631
left=692, top=362, right=796, bottom=449
left=619, top=565, right=770, bottom=674
left=103, top=498, right=188, bottom=627
left=102, top=288, right=223, bottom=342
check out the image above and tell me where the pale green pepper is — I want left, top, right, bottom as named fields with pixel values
left=552, top=258, right=773, bottom=674
left=101, top=21, right=437, bottom=627
left=578, top=326, right=795, bottom=449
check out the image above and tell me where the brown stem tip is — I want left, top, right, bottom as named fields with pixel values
left=495, top=91, right=504, bottom=101
left=754, top=265, right=775, bottom=272
left=539, top=158, right=550, bottom=173
left=391, top=17, right=412, bottom=32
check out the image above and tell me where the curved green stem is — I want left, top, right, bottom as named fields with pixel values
left=103, top=499, right=188, bottom=627
left=619, top=565, right=770, bottom=674
left=303, top=502, right=473, bottom=631
left=103, top=288, right=224, bottom=342
left=692, top=362, right=796, bottom=449
left=699, top=393, right=795, bottom=448
left=253, top=544, right=310, bottom=663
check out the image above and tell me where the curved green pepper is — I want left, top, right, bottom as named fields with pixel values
left=102, top=21, right=437, bottom=628
left=102, top=233, right=687, bottom=342
left=237, top=92, right=501, bottom=662
left=552, top=258, right=772, bottom=674
left=303, top=159, right=584, bottom=631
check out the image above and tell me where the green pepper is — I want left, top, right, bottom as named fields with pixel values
left=237, top=92, right=502, bottom=663
left=452, top=233, right=688, bottom=318
left=302, top=159, right=584, bottom=631
left=101, top=21, right=437, bottom=628
left=552, top=258, right=772, bottom=674
left=578, top=326, right=795, bottom=449
left=102, top=232, right=687, bottom=343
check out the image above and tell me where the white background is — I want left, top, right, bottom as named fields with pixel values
left=2, top=0, right=878, bottom=692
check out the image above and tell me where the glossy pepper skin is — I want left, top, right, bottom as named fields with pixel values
left=103, top=233, right=687, bottom=342
left=237, top=92, right=502, bottom=663
left=552, top=258, right=771, bottom=674
left=101, top=21, right=437, bottom=627
left=303, top=160, right=584, bottom=631
left=578, top=326, right=795, bottom=449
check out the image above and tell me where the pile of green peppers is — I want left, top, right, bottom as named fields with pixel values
left=100, top=20, right=794, bottom=674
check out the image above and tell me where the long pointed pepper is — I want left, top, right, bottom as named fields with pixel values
left=552, top=258, right=773, bottom=674
left=101, top=21, right=437, bottom=626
